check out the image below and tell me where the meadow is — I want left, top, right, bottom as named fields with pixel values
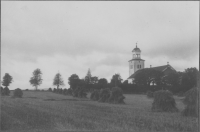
left=1, top=91, right=198, bottom=132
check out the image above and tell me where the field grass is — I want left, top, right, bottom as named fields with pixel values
left=1, top=91, right=198, bottom=132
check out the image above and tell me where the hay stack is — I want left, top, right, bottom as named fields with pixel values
left=73, top=87, right=87, bottom=98
left=98, top=88, right=110, bottom=103
left=182, top=87, right=198, bottom=117
left=152, top=90, right=178, bottom=112
left=107, top=87, right=125, bottom=104
left=90, top=90, right=100, bottom=101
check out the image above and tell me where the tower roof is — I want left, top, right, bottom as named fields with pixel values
left=132, top=43, right=141, bottom=52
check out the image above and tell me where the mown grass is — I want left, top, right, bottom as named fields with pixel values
left=1, top=91, right=198, bottom=132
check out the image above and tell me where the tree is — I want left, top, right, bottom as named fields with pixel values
left=181, top=68, right=198, bottom=91
left=68, top=74, right=80, bottom=90
left=110, top=74, right=123, bottom=87
left=85, top=69, right=92, bottom=84
left=2, top=73, right=13, bottom=87
left=98, top=78, right=108, bottom=88
left=53, top=73, right=64, bottom=89
left=91, top=76, right=98, bottom=84
left=29, top=68, right=43, bottom=90
left=133, top=69, right=163, bottom=87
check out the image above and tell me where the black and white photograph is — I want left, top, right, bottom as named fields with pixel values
left=1, top=1, right=199, bottom=132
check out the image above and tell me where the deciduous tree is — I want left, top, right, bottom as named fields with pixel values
left=2, top=73, right=13, bottom=87
left=53, top=73, right=64, bottom=89
left=29, top=68, right=43, bottom=90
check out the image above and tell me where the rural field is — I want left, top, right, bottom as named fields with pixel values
left=1, top=91, right=198, bottom=132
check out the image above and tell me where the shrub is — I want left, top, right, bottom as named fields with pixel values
left=90, top=90, right=100, bottom=101
left=182, top=87, right=198, bottom=117
left=67, top=88, right=72, bottom=95
left=48, top=88, right=52, bottom=92
left=107, top=87, right=125, bottom=104
left=98, top=88, right=110, bottom=103
left=1, top=86, right=5, bottom=95
left=147, top=91, right=154, bottom=98
left=13, top=88, right=23, bottom=98
left=152, top=90, right=178, bottom=112
left=3, top=87, right=10, bottom=96
left=53, top=88, right=57, bottom=93
left=63, top=89, right=67, bottom=95
left=25, top=89, right=29, bottom=91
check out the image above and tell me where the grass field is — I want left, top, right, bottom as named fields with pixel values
left=1, top=91, right=198, bottom=132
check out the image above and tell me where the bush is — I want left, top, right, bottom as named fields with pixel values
left=147, top=91, right=154, bottom=98
left=13, top=88, right=23, bottom=98
left=107, top=87, right=125, bottom=104
left=3, top=87, right=10, bottom=96
left=48, top=88, right=52, bottom=92
left=1, top=86, right=5, bottom=95
left=90, top=90, right=100, bottom=101
left=63, top=89, right=68, bottom=95
left=73, top=87, right=87, bottom=98
left=53, top=88, right=57, bottom=93
left=67, top=88, right=72, bottom=95
left=98, top=88, right=110, bottom=103
left=25, top=89, right=29, bottom=91
left=151, top=90, right=178, bottom=112
left=181, top=87, right=198, bottom=117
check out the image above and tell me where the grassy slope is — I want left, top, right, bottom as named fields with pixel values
left=1, top=91, right=198, bottom=132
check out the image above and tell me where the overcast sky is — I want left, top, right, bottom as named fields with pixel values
left=1, top=1, right=199, bottom=90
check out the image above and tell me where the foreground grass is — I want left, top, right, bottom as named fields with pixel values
left=1, top=91, right=198, bottom=132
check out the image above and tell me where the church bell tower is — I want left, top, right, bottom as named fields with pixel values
left=128, top=43, right=145, bottom=77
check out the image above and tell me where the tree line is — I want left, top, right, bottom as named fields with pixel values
left=1, top=67, right=199, bottom=95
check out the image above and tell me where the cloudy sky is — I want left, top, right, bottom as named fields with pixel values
left=1, top=1, right=199, bottom=90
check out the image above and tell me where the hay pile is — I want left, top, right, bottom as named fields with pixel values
left=73, top=86, right=87, bottom=98
left=107, top=87, right=125, bottom=104
left=90, top=90, right=100, bottom=101
left=182, top=87, right=198, bottom=117
left=152, top=90, right=178, bottom=112
left=97, top=87, right=125, bottom=104
left=98, top=88, right=110, bottom=103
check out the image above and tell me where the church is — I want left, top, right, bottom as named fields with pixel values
left=128, top=44, right=176, bottom=83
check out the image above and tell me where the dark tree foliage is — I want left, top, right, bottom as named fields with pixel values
left=13, top=88, right=23, bottom=98
left=53, top=73, right=64, bottom=89
left=73, top=86, right=87, bottom=98
left=53, top=88, right=57, bottom=93
left=68, top=74, right=80, bottom=90
left=110, top=74, right=123, bottom=87
left=180, top=68, right=199, bottom=92
left=98, top=78, right=108, bottom=89
left=2, top=73, right=13, bottom=87
left=134, top=69, right=163, bottom=88
left=147, top=91, right=154, bottom=98
left=162, top=72, right=179, bottom=87
left=29, top=68, right=43, bottom=91
left=90, top=90, right=100, bottom=101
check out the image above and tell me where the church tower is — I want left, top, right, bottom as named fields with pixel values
left=128, top=43, right=145, bottom=77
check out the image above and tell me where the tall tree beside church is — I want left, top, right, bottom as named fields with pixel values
left=181, top=67, right=199, bottom=91
left=29, top=68, right=43, bottom=91
left=2, top=73, right=13, bottom=87
left=53, top=73, right=64, bottom=89
left=110, top=74, right=123, bottom=87
left=85, top=69, right=92, bottom=84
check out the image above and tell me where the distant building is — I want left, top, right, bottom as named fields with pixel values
left=128, top=44, right=176, bottom=83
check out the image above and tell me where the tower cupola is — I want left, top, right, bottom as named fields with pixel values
left=132, top=43, right=141, bottom=59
